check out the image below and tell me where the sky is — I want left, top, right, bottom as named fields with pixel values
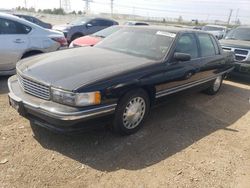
left=1, top=0, right=250, bottom=24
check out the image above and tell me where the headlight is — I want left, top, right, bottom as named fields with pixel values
left=51, top=88, right=101, bottom=107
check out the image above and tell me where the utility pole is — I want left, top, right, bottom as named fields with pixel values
left=227, top=9, right=233, bottom=25
left=235, top=8, right=239, bottom=24
left=24, top=0, right=27, bottom=8
left=111, top=0, right=114, bottom=17
left=83, top=0, right=92, bottom=14
left=59, top=0, right=62, bottom=9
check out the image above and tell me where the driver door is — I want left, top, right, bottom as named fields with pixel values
left=156, top=33, right=203, bottom=93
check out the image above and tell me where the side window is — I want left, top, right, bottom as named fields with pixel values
left=175, top=33, right=198, bottom=59
left=25, top=16, right=34, bottom=23
left=198, top=33, right=216, bottom=57
left=33, top=18, right=40, bottom=25
left=89, top=20, right=100, bottom=26
left=210, top=35, right=220, bottom=55
left=0, top=18, right=31, bottom=34
left=96, top=19, right=113, bottom=26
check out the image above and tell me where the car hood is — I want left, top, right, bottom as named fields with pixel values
left=17, top=47, right=153, bottom=91
left=73, top=35, right=102, bottom=46
left=220, top=39, right=250, bottom=50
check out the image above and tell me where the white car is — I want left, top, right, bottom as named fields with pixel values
left=202, top=25, right=228, bottom=40
left=0, top=13, right=67, bottom=75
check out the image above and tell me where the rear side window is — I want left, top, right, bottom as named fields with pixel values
left=99, top=20, right=114, bottom=26
left=175, top=33, right=198, bottom=59
left=198, top=33, right=216, bottom=57
left=0, top=18, right=31, bottom=34
left=90, top=19, right=113, bottom=27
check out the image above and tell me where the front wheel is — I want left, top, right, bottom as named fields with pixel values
left=112, top=89, right=150, bottom=135
left=204, top=75, right=223, bottom=95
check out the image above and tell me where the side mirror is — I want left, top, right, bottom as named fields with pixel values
left=86, top=23, right=93, bottom=28
left=174, top=52, right=191, bottom=61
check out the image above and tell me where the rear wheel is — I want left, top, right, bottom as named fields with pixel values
left=112, top=89, right=150, bottom=135
left=204, top=75, right=223, bottom=95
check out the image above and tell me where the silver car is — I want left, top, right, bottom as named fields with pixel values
left=0, top=13, right=67, bottom=75
left=202, top=25, right=228, bottom=40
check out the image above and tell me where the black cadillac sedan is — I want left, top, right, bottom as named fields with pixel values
left=8, top=26, right=235, bottom=135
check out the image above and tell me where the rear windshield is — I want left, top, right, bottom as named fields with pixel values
left=96, top=28, right=175, bottom=60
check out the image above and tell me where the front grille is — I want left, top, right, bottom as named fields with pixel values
left=222, top=46, right=249, bottom=62
left=17, top=73, right=50, bottom=100
left=234, top=49, right=248, bottom=55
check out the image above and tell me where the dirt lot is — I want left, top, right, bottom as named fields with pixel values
left=0, top=76, right=249, bottom=188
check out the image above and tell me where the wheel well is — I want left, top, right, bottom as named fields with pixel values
left=117, top=86, right=156, bottom=106
left=141, top=86, right=156, bottom=104
left=21, top=50, right=43, bottom=59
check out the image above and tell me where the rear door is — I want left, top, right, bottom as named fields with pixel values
left=196, top=33, right=226, bottom=78
left=0, top=18, right=30, bottom=71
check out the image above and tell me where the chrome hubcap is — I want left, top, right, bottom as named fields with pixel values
left=213, top=76, right=222, bottom=91
left=123, top=97, right=146, bottom=129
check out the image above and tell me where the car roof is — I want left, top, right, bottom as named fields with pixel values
left=0, top=12, right=44, bottom=29
left=83, top=16, right=116, bottom=22
left=126, top=25, right=210, bottom=34
left=14, top=14, right=34, bottom=18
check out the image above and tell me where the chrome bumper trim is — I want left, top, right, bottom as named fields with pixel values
left=8, top=76, right=117, bottom=121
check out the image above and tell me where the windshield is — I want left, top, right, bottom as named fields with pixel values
left=96, top=28, right=175, bottom=60
left=92, top=26, right=122, bottom=38
left=70, top=17, right=90, bottom=25
left=225, top=28, right=250, bottom=41
left=203, top=26, right=225, bottom=31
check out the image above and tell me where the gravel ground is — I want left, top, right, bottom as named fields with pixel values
left=0, top=76, right=250, bottom=188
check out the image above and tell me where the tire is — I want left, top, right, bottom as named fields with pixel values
left=204, top=75, right=223, bottom=95
left=112, top=89, right=150, bottom=135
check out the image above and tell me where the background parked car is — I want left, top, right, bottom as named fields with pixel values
left=14, top=14, right=52, bottom=29
left=0, top=13, right=67, bottom=75
left=69, top=25, right=123, bottom=47
left=124, top=21, right=149, bottom=26
left=220, top=26, right=250, bottom=79
left=53, top=17, right=118, bottom=43
left=193, top=26, right=202, bottom=30
left=202, top=24, right=228, bottom=39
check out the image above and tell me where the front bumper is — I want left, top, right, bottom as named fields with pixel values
left=8, top=76, right=117, bottom=132
left=231, top=62, right=250, bottom=78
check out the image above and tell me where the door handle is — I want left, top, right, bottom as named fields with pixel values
left=13, top=39, right=24, bottom=44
